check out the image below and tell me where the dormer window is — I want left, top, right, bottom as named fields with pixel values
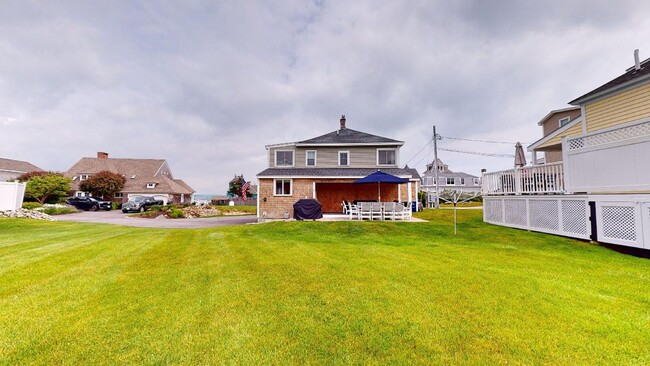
left=275, top=150, right=294, bottom=167
left=79, top=174, right=90, bottom=181
left=147, top=183, right=157, bottom=189
left=559, top=116, right=571, bottom=127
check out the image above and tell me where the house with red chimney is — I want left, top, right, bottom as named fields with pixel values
left=256, top=115, right=420, bottom=219
left=65, top=152, right=194, bottom=204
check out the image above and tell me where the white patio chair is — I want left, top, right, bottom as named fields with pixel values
left=383, top=202, right=396, bottom=220
left=393, top=202, right=406, bottom=220
left=359, top=202, right=372, bottom=220
left=371, top=202, right=383, bottom=221
left=348, top=202, right=359, bottom=220
left=402, top=202, right=412, bottom=220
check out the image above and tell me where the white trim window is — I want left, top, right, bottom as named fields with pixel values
left=377, top=149, right=397, bottom=166
left=559, top=116, right=571, bottom=127
left=114, top=192, right=123, bottom=198
left=338, top=151, right=350, bottom=166
left=473, top=178, right=480, bottom=185
left=446, top=177, right=455, bottom=185
left=79, top=174, right=90, bottom=181
left=460, top=178, right=465, bottom=185
left=274, top=179, right=292, bottom=196
left=147, top=183, right=157, bottom=189
left=306, top=150, right=317, bottom=166
left=275, top=150, right=295, bottom=167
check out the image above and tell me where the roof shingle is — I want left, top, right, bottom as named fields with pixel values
left=297, top=128, right=403, bottom=145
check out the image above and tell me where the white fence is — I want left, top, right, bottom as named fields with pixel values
left=0, top=181, right=26, bottom=211
left=481, top=162, right=565, bottom=195
left=484, top=195, right=650, bottom=249
left=564, top=119, right=650, bottom=193
left=484, top=196, right=591, bottom=240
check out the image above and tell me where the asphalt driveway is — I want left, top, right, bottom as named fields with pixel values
left=55, top=209, right=258, bottom=228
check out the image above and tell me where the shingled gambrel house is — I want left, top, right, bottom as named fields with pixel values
left=0, top=157, right=43, bottom=181
left=256, top=116, right=420, bottom=219
left=65, top=152, right=194, bottom=204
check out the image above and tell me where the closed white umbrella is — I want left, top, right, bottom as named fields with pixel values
left=514, top=142, right=526, bottom=167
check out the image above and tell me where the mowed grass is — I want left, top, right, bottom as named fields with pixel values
left=0, top=210, right=648, bottom=365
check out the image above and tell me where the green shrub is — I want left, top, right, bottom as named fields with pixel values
left=42, top=207, right=77, bottom=215
left=112, top=202, right=122, bottom=210
left=169, top=209, right=185, bottom=219
left=149, top=205, right=164, bottom=212
left=22, top=202, right=43, bottom=210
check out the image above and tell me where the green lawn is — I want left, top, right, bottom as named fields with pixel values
left=0, top=210, right=648, bottom=365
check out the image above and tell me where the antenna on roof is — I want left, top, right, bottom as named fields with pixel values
left=634, top=49, right=641, bottom=71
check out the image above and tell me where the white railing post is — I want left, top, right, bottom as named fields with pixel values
left=561, top=136, right=572, bottom=194
left=514, top=167, right=522, bottom=195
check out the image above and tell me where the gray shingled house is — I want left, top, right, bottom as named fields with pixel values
left=256, top=116, right=420, bottom=219
left=420, top=158, right=481, bottom=208
left=65, top=152, right=194, bottom=204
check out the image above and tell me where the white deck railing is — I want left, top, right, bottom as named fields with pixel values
left=482, top=162, right=565, bottom=195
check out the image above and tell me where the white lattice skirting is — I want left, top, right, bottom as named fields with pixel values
left=484, top=196, right=590, bottom=240
left=484, top=195, right=650, bottom=249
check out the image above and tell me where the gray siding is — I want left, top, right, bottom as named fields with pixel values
left=268, top=146, right=401, bottom=168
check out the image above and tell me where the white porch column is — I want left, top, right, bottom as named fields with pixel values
left=532, top=150, right=538, bottom=165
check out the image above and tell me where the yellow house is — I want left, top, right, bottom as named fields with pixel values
left=482, top=50, right=650, bottom=251
left=529, top=49, right=650, bottom=167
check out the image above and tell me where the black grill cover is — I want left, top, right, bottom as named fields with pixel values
left=293, top=199, right=323, bottom=220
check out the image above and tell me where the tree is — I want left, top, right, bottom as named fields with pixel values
left=227, top=175, right=244, bottom=198
left=15, top=170, right=49, bottom=182
left=24, top=173, right=71, bottom=204
left=79, top=171, right=126, bottom=200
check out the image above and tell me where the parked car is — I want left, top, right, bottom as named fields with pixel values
left=65, top=196, right=112, bottom=211
left=121, top=196, right=164, bottom=213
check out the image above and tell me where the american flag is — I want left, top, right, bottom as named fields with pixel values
left=241, top=179, right=251, bottom=201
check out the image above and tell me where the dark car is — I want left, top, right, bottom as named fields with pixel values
left=121, top=196, right=164, bottom=213
left=66, top=196, right=112, bottom=211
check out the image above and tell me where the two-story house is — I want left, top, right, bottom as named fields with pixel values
left=482, top=50, right=650, bottom=251
left=65, top=152, right=195, bottom=204
left=256, top=116, right=420, bottom=219
left=420, top=158, right=481, bottom=208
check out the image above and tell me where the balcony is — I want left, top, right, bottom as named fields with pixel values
left=482, top=162, right=565, bottom=195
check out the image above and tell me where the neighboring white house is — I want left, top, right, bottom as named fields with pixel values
left=420, top=158, right=481, bottom=208
left=482, top=50, right=650, bottom=251
left=0, top=157, right=43, bottom=182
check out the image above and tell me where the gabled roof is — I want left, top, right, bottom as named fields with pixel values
left=0, top=157, right=43, bottom=173
left=536, top=106, right=581, bottom=126
left=65, top=157, right=194, bottom=194
left=570, top=56, right=650, bottom=105
left=297, top=128, right=403, bottom=146
left=528, top=115, right=583, bottom=151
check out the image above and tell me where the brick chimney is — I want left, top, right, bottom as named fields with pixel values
left=339, top=115, right=346, bottom=129
left=97, top=152, right=109, bottom=159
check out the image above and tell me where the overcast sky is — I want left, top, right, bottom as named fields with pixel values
left=2, top=1, right=649, bottom=193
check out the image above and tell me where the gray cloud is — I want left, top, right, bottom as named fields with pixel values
left=1, top=1, right=649, bottom=192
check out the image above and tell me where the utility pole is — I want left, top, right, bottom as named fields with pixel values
left=433, top=125, right=440, bottom=209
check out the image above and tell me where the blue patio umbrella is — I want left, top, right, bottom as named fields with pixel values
left=353, top=170, right=409, bottom=202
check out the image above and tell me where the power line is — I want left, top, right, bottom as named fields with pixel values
left=442, top=136, right=531, bottom=145
left=438, top=147, right=514, bottom=158
left=403, top=138, right=433, bottom=166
